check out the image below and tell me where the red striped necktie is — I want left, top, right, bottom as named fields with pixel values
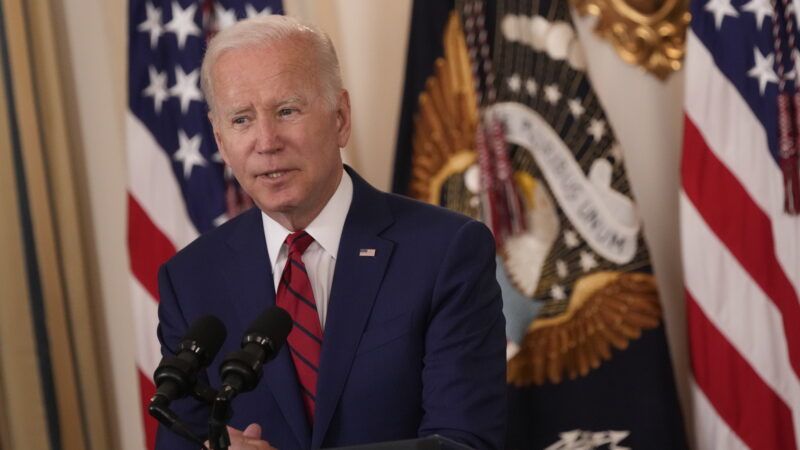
left=275, top=230, right=323, bottom=423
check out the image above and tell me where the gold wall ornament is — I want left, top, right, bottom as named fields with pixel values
left=410, top=11, right=479, bottom=203
left=572, top=0, right=690, bottom=79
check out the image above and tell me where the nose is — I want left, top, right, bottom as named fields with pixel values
left=254, top=117, right=281, bottom=153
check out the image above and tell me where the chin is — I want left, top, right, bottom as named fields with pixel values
left=255, top=196, right=300, bottom=215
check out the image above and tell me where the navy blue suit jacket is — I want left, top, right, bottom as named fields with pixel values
left=155, top=168, right=506, bottom=449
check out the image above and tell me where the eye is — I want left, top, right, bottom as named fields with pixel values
left=232, top=116, right=248, bottom=126
left=278, top=107, right=298, bottom=118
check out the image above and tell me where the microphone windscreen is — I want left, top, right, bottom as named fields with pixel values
left=180, top=315, right=227, bottom=365
left=245, top=306, right=293, bottom=352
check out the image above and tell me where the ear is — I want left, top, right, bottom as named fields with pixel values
left=335, top=89, right=351, bottom=148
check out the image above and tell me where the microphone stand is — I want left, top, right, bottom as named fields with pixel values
left=149, top=395, right=209, bottom=448
left=148, top=381, right=219, bottom=449
left=208, top=385, right=237, bottom=450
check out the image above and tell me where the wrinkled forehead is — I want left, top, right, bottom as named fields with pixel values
left=211, top=43, right=322, bottom=108
left=218, top=34, right=318, bottom=72
left=217, top=38, right=308, bottom=72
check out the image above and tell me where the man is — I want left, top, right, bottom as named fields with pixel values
left=156, top=15, right=506, bottom=450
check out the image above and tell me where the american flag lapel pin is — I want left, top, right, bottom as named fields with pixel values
left=359, top=248, right=376, bottom=257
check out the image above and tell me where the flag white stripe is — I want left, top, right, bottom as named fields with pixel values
left=690, top=377, right=750, bottom=450
left=681, top=193, right=800, bottom=440
left=131, top=274, right=162, bottom=378
left=684, top=31, right=800, bottom=297
left=127, top=112, right=199, bottom=249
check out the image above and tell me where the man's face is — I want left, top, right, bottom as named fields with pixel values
left=209, top=40, right=350, bottom=229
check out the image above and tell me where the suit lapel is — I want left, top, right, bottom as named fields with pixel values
left=312, top=169, right=395, bottom=448
left=224, top=209, right=311, bottom=449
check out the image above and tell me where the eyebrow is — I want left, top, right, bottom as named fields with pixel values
left=276, top=96, right=307, bottom=107
left=223, top=95, right=309, bottom=118
left=226, top=106, right=253, bottom=117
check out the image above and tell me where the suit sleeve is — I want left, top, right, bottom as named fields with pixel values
left=418, top=220, right=507, bottom=450
left=154, top=263, right=212, bottom=450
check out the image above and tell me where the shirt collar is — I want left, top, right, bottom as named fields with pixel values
left=261, top=169, right=353, bottom=268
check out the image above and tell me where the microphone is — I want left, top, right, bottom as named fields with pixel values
left=208, top=308, right=291, bottom=450
left=151, top=315, right=227, bottom=404
left=150, top=315, right=226, bottom=448
left=219, top=306, right=292, bottom=396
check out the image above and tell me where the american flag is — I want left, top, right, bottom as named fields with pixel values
left=682, top=0, right=800, bottom=447
left=127, top=1, right=282, bottom=448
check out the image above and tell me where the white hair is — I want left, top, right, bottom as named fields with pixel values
left=201, top=15, right=343, bottom=112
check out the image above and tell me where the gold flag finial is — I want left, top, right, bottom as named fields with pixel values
left=572, top=0, right=690, bottom=79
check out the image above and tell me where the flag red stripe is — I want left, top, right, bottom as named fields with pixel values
left=682, top=116, right=800, bottom=379
left=128, top=193, right=177, bottom=301
left=687, top=290, right=797, bottom=449
left=138, top=368, right=158, bottom=450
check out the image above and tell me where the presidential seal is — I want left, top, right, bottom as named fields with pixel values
left=408, top=1, right=663, bottom=387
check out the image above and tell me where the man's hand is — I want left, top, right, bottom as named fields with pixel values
left=206, top=423, right=276, bottom=450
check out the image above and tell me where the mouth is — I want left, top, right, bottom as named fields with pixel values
left=257, top=169, right=296, bottom=180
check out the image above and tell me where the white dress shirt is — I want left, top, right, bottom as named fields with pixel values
left=261, top=170, right=353, bottom=329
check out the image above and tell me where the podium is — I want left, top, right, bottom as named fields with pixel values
left=328, top=435, right=475, bottom=450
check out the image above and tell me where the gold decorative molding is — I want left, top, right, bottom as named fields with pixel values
left=572, top=0, right=690, bottom=79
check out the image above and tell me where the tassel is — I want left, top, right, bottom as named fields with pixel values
left=476, top=119, right=503, bottom=241
left=487, top=117, right=527, bottom=236
left=782, top=92, right=800, bottom=214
